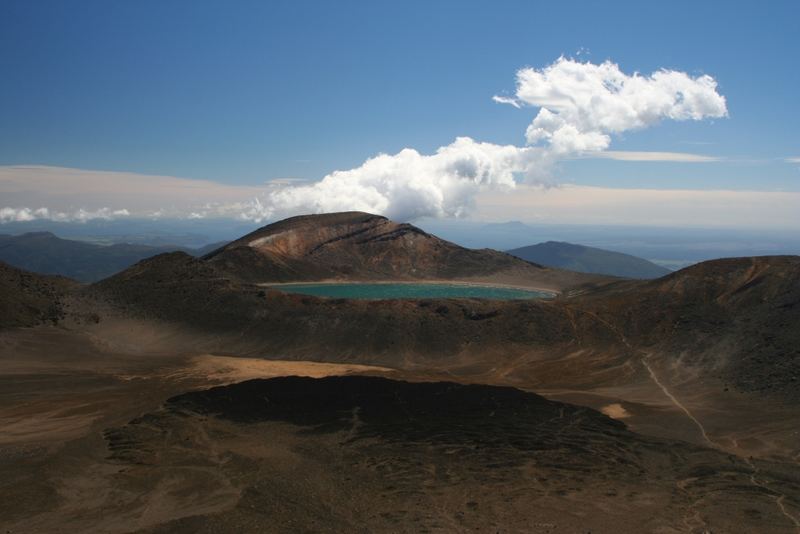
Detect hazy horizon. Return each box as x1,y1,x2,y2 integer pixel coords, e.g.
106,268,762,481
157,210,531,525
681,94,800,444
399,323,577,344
3,1,799,232
3,213,799,271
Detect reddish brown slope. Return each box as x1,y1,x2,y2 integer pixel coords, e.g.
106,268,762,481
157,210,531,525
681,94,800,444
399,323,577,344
204,211,604,290
572,256,800,397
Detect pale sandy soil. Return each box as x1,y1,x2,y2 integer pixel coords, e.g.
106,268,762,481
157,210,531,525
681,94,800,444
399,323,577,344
0,327,391,446
160,354,394,385
600,403,631,419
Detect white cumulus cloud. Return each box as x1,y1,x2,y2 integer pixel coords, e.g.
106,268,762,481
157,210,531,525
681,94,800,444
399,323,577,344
497,57,727,154
250,57,727,221
0,57,728,224
0,206,131,223
0,207,51,222
257,138,547,222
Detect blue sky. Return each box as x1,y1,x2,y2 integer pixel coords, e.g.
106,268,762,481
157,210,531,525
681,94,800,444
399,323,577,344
1,1,799,228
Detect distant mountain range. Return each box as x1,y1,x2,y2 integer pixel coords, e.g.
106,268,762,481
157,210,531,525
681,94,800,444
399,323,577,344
0,232,226,282
7,220,790,283
507,241,671,279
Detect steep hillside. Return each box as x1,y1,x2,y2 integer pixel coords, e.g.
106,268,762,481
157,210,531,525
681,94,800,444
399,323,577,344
0,261,77,329
575,255,800,396
507,241,671,279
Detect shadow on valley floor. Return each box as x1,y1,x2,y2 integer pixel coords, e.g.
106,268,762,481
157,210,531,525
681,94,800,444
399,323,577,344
66,377,800,532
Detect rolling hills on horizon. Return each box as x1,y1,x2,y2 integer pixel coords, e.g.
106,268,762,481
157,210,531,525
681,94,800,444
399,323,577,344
0,231,226,282
0,216,622,286
507,240,672,279
6,215,794,285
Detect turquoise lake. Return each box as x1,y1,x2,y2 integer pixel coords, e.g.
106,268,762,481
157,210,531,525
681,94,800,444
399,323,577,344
270,283,552,300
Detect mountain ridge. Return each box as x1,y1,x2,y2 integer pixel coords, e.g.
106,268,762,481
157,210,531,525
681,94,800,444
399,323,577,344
202,211,604,290
0,231,225,282
507,240,671,279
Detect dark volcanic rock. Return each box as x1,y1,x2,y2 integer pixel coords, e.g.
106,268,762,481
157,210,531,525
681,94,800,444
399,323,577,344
0,261,77,329
167,375,624,447
100,376,800,533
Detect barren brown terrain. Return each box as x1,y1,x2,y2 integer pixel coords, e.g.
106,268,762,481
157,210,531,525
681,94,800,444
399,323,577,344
1,213,799,533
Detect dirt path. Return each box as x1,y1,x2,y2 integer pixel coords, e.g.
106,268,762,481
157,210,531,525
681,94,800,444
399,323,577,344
642,352,800,532
641,354,713,447
744,456,800,531
560,309,800,533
